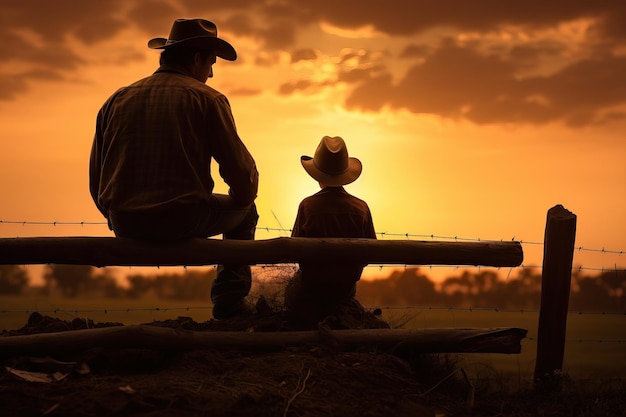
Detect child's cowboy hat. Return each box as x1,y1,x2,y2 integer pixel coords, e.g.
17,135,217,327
301,136,362,186
148,18,237,61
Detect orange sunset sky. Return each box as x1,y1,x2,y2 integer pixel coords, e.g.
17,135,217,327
0,1,624,282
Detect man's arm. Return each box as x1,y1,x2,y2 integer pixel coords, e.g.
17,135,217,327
210,95,259,206
89,109,107,217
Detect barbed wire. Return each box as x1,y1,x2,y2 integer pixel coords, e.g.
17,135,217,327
0,220,107,226
2,220,625,274
1,219,624,257
361,264,626,274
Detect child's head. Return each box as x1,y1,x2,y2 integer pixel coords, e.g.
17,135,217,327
301,136,362,187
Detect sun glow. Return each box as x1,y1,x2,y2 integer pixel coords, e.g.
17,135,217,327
0,3,623,295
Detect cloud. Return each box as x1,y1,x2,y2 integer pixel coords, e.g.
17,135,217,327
399,44,432,59
1,0,127,43
272,2,626,126
277,47,386,95
0,0,624,127
344,40,626,126
279,79,316,95
507,42,565,68
291,49,318,63
228,87,263,97
0,0,127,98
230,0,621,45
127,1,184,38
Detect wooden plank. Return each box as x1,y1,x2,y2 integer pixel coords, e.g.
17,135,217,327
0,326,527,356
0,237,523,268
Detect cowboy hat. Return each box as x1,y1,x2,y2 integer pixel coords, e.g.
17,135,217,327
301,136,362,186
148,18,237,61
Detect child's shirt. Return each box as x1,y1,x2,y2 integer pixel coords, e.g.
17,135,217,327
292,186,376,288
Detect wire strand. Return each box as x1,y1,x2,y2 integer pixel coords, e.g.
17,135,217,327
1,219,624,257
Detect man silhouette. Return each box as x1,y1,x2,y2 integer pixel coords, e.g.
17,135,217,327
90,19,258,319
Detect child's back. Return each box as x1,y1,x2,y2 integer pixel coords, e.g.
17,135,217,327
287,136,376,326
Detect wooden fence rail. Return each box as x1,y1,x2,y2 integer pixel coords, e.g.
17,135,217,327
0,236,523,268
0,235,526,358
0,325,528,356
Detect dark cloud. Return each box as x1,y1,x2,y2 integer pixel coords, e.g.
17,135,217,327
263,1,625,126
127,0,183,39
223,13,257,37
0,77,28,100
0,30,83,70
182,0,256,15
279,79,316,95
338,68,378,84
176,1,626,61
279,48,386,94
262,22,297,49
0,0,624,127
292,1,625,40
1,0,127,43
1,69,68,100
228,87,263,97
0,0,126,99
336,50,387,83
254,54,278,67
399,44,432,59
595,110,626,125
344,41,626,126
291,49,318,63
507,42,565,67
588,5,626,42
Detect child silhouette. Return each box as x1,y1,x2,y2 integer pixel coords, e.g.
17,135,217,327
286,136,377,327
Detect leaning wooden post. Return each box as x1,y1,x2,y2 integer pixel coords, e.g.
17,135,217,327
534,204,577,390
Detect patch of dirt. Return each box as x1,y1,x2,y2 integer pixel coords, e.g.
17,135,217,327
4,307,623,417
1,305,438,417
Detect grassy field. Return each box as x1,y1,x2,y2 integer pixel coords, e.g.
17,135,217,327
385,307,626,383
0,295,216,330
2,295,624,383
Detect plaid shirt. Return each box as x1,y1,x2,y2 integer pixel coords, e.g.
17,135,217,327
90,65,258,217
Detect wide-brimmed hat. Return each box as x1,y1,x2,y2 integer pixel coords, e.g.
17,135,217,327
148,18,237,61
301,136,362,186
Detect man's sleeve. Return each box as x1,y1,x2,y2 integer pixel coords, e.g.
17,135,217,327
89,108,106,217
209,95,259,206
364,207,377,240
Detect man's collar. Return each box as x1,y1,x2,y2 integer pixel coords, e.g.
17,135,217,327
154,64,193,78
319,186,346,193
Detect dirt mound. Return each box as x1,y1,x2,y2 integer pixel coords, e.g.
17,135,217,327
1,306,438,417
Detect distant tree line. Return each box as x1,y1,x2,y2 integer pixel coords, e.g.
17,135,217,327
356,268,625,312
0,264,624,312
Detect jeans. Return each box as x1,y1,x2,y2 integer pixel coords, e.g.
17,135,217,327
109,194,258,314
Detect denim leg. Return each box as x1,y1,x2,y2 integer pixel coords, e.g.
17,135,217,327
222,200,258,241
198,195,258,318
210,264,253,318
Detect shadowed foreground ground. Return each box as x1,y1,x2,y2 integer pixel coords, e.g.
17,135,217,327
1,310,624,417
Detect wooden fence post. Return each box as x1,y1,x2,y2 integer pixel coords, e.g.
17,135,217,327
534,204,577,390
